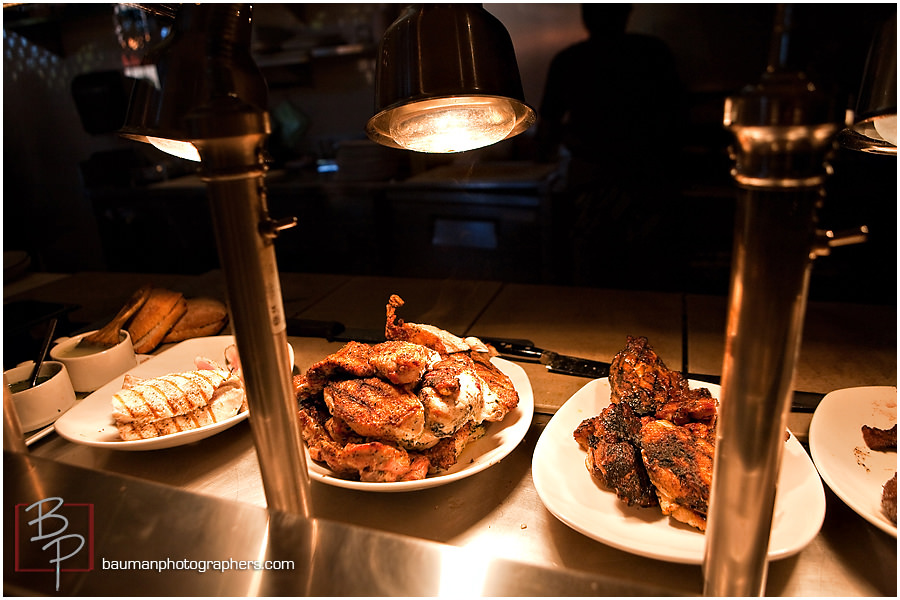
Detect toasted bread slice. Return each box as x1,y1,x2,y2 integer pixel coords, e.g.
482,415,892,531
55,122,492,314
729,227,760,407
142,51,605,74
128,288,188,353
162,297,229,343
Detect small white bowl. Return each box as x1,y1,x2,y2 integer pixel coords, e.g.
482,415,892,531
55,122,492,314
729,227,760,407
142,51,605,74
5,361,77,431
50,329,137,393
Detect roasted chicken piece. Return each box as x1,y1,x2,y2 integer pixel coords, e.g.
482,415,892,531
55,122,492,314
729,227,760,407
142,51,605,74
418,420,487,471
305,341,375,394
324,377,426,448
297,402,429,482
293,295,520,482
862,423,897,451
640,419,714,531
471,351,520,422
609,336,717,426
370,340,441,385
385,294,485,356
419,353,485,441
304,339,439,392
574,402,657,507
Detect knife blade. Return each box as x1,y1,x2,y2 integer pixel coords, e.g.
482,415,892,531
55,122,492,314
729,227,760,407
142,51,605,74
481,337,611,377
481,337,824,413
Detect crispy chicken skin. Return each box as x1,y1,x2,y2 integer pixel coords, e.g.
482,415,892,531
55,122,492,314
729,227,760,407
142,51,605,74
576,336,720,530
370,340,441,384
297,402,429,482
324,377,426,447
609,335,717,426
640,419,714,530
385,294,473,355
305,341,375,394
574,403,657,507
294,295,520,482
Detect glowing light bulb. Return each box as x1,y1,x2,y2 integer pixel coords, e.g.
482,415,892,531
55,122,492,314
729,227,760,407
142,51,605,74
148,136,201,161
389,97,517,153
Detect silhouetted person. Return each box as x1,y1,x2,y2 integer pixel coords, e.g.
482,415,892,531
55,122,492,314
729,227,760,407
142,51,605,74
537,4,685,289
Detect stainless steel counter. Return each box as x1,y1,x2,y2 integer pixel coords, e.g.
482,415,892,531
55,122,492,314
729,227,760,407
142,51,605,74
5,271,897,596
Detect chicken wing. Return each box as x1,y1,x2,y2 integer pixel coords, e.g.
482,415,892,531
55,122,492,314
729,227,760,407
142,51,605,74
384,294,472,355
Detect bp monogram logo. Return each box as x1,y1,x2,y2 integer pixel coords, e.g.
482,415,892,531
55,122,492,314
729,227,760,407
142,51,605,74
14,497,94,591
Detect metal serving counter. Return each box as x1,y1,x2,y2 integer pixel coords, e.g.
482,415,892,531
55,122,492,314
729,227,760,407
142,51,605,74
4,271,897,595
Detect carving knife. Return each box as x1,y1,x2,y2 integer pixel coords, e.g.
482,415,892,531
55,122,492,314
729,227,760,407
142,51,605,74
481,337,824,413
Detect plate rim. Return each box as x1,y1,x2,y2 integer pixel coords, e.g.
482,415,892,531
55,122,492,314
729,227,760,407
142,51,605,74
304,356,534,492
532,377,826,564
808,385,897,537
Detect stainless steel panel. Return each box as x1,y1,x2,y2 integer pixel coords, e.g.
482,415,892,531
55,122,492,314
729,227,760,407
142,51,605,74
3,451,672,597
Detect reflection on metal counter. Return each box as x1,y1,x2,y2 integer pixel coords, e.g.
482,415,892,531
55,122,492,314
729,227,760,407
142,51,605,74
3,451,674,597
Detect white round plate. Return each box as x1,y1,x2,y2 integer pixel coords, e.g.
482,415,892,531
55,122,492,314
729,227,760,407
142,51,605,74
809,386,897,537
305,357,534,492
532,378,826,564
55,336,253,451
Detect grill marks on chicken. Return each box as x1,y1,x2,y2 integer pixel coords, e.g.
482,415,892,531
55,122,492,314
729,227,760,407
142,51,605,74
575,336,719,530
324,378,426,447
295,295,519,482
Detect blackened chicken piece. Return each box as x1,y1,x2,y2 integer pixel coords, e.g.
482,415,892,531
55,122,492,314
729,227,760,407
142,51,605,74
609,336,680,415
882,473,897,523
862,424,897,451
640,419,714,531
609,336,717,426
655,386,718,427
574,403,658,507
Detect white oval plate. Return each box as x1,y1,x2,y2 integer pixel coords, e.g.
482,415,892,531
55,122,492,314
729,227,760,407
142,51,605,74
305,357,534,492
532,378,826,564
55,336,257,451
809,386,897,537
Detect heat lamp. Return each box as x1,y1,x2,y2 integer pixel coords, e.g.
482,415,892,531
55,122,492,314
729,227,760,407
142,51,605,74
366,4,535,154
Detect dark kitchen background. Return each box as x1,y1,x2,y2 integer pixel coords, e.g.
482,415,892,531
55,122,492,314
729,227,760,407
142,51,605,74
3,3,896,305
